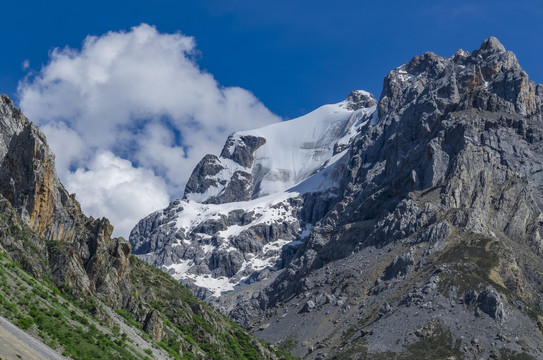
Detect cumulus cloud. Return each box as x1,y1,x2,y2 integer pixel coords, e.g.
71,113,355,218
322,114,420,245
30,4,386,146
18,24,281,238
65,152,170,237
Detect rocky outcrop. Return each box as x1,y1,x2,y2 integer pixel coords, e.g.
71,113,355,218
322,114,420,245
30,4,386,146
0,94,132,307
341,90,378,110
466,286,508,323
0,95,77,241
220,135,267,168
183,135,266,205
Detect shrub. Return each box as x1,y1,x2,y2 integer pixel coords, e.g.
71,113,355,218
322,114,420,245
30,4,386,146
16,316,34,330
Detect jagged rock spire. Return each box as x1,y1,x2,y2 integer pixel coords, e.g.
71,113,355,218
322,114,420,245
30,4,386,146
479,36,506,53
378,36,542,120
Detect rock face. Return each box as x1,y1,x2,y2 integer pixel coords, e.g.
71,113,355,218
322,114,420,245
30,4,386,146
241,37,543,358
183,134,267,205
0,94,132,307
134,37,543,359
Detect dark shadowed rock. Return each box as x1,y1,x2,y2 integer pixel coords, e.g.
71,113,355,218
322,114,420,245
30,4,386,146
475,286,507,322
143,309,163,342
220,135,267,168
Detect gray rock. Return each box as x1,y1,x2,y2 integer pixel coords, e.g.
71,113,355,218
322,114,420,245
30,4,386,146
183,135,265,205
380,302,391,315
464,290,479,306
143,309,163,342
183,154,227,202
342,90,377,110
302,300,316,313
414,318,443,338
475,286,507,322
384,249,414,280
220,135,267,168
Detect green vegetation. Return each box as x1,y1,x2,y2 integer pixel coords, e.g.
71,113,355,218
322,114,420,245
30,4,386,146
333,328,462,360
115,309,143,330
275,336,299,360
436,234,502,298
158,337,183,359
0,206,152,360
499,348,537,360
0,254,149,359
129,255,297,359
399,329,462,360
278,335,298,353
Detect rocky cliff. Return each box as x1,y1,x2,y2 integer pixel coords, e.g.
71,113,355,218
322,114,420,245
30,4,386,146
133,37,543,359
0,94,290,359
0,94,131,306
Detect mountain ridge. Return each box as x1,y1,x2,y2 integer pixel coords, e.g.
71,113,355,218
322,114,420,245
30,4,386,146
132,36,543,359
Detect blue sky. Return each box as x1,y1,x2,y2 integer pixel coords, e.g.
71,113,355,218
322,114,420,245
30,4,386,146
3,0,543,117
2,0,542,237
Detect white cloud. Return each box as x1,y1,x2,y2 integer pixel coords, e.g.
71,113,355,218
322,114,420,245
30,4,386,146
38,122,89,179
17,24,281,238
65,151,170,238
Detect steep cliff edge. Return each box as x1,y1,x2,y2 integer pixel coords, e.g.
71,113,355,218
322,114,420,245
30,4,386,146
0,93,132,307
0,94,290,359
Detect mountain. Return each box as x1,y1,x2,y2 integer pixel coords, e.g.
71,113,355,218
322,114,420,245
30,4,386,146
131,37,543,359
0,94,293,359
130,90,377,299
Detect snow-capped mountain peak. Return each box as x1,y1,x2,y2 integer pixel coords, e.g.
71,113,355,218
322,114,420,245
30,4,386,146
183,91,377,204
130,91,377,298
